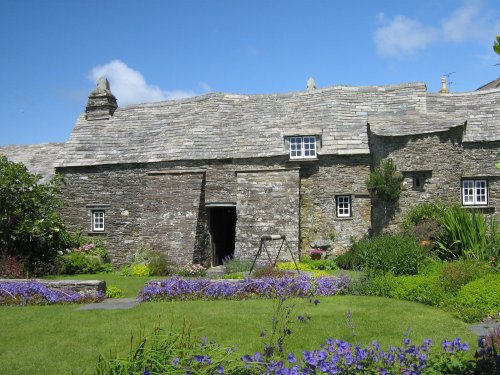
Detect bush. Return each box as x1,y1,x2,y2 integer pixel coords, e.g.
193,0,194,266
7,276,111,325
276,262,313,271
455,274,500,322
222,257,253,274
222,272,244,280
350,233,426,276
366,158,404,202
0,255,25,278
0,156,68,274
365,273,451,307
105,285,124,298
122,247,171,277
178,263,206,277
439,259,492,295
59,253,106,275
252,264,290,278
121,264,152,277
334,248,364,271
300,258,338,271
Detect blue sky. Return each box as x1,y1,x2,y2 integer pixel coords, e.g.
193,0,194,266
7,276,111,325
0,0,499,146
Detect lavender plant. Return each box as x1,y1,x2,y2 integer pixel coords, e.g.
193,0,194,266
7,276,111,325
0,280,104,305
138,274,350,302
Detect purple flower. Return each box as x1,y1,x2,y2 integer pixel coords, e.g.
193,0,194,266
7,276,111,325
288,353,297,363
216,365,224,374
171,357,179,366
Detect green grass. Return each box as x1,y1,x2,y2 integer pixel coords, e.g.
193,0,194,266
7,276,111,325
0,295,476,374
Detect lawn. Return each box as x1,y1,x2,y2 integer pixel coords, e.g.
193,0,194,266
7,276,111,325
0,288,476,374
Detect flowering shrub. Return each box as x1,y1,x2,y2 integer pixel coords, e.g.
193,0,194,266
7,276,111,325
58,241,112,275
244,337,473,374
0,281,104,305
138,274,350,302
179,263,207,277
97,326,476,375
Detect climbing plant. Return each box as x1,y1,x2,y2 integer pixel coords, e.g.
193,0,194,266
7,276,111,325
366,158,404,202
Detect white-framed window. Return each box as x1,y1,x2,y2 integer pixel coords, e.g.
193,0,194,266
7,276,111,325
92,210,105,232
289,136,317,159
462,179,488,206
336,195,351,218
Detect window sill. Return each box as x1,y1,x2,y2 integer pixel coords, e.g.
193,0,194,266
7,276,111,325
461,206,495,214
335,217,353,221
287,158,319,163
87,231,107,236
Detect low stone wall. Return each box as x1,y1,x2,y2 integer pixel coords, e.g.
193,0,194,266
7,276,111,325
0,279,106,298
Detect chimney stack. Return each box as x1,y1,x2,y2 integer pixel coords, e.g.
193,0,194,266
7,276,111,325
439,76,449,94
85,77,118,120
307,77,316,92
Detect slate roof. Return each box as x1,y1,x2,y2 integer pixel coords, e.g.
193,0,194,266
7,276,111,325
426,89,500,142
58,82,429,167
368,111,464,137
0,143,64,182
2,81,499,176
476,77,500,91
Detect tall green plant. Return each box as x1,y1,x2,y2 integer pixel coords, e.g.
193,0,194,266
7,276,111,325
366,159,403,202
436,206,499,261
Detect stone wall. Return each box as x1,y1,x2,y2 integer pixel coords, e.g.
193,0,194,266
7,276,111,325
235,168,300,262
299,155,372,254
369,128,499,232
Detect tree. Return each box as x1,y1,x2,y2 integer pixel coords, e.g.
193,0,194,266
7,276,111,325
0,156,68,272
494,35,500,55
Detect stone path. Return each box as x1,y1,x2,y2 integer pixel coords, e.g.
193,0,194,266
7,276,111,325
468,319,500,337
78,298,138,310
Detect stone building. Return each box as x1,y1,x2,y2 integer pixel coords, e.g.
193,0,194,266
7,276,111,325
1,78,499,266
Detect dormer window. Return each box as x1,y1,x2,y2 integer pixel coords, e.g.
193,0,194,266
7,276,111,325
289,136,317,159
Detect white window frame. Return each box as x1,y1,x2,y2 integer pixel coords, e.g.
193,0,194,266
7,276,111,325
336,195,351,218
92,210,105,232
462,179,488,206
289,136,317,159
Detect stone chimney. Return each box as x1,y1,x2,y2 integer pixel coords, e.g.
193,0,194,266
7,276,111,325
85,77,118,120
438,76,449,94
307,77,316,92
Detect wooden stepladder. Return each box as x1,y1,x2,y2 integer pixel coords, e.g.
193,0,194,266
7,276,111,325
248,234,300,275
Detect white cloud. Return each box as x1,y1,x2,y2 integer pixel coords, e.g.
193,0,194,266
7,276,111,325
89,60,202,106
374,1,499,58
374,15,438,58
441,1,497,42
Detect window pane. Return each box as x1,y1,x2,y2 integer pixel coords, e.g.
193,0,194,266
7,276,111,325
290,137,302,158
462,180,474,205
475,180,487,204
92,211,105,231
337,195,351,217
303,136,316,158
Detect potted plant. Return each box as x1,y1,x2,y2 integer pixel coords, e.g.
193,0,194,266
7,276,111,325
309,248,323,260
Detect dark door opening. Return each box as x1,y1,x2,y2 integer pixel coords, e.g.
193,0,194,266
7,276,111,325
208,206,236,266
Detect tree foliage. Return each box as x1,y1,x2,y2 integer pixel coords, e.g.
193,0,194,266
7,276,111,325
0,156,68,272
494,35,500,55
366,158,404,202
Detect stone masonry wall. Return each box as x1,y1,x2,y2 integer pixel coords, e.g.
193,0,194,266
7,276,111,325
142,171,207,265
369,128,499,232
299,156,372,254
235,169,300,262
